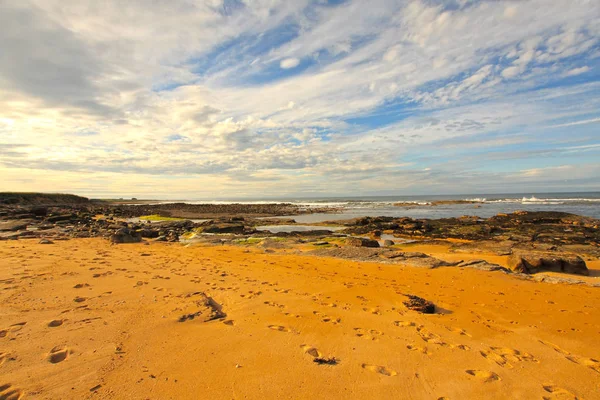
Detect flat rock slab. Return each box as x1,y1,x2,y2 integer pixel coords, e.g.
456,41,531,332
0,220,34,232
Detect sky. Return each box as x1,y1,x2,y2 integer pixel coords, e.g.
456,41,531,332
0,0,599,199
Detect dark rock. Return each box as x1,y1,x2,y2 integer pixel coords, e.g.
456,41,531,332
313,357,338,365
383,239,395,246
13,213,35,219
457,260,511,272
39,239,54,244
346,237,380,248
0,220,32,232
507,252,589,276
290,230,334,236
17,231,37,237
139,229,160,238
37,224,56,230
384,251,428,259
403,294,436,314
46,214,74,223
30,207,48,217
178,312,202,322
202,224,246,234
110,228,142,244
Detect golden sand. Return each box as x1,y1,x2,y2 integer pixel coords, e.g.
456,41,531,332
1,239,599,399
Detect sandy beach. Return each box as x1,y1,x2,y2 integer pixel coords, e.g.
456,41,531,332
1,238,599,399
3,0,600,398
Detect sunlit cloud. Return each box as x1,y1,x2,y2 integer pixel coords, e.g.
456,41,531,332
0,0,598,198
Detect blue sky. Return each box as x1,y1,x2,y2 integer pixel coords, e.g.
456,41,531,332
0,0,599,198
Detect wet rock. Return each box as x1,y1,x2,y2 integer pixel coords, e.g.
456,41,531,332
337,211,599,246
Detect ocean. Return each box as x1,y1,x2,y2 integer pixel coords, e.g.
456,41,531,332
176,192,600,222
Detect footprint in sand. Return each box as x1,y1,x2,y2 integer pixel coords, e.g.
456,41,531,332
407,344,431,355
268,325,291,333
565,354,600,374
481,346,538,368
300,345,322,358
394,321,416,328
480,349,512,368
313,311,341,325
73,283,90,289
264,301,285,309
321,316,341,325
492,346,537,363
0,352,11,366
48,346,70,364
539,340,600,374
445,326,472,337
416,326,447,347
361,364,397,376
465,370,500,383
0,383,24,400
354,328,383,341
542,384,579,400
48,319,64,328
450,344,471,352
0,323,27,339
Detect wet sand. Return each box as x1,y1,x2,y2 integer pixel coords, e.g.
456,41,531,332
1,239,599,399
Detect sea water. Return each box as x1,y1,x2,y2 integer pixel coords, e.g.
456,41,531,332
178,192,600,222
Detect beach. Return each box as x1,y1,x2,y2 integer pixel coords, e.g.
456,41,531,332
3,0,599,398
1,238,599,399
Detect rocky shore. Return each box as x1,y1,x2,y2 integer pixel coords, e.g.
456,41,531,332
1,196,599,400
1,193,598,282
0,194,332,243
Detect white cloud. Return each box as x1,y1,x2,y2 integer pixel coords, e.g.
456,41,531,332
548,117,600,128
280,58,300,69
504,6,518,19
501,66,521,79
0,0,598,197
563,66,590,76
